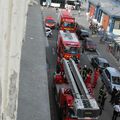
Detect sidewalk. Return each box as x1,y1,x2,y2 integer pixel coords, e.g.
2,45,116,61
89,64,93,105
17,1,51,120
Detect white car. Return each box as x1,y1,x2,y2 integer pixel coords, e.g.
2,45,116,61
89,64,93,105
101,67,120,93
45,27,52,37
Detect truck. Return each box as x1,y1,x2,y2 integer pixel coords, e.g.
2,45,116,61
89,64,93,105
65,0,81,10
58,10,76,32
53,58,100,120
57,30,80,60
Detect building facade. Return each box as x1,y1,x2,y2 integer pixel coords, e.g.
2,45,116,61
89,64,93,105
88,0,120,35
0,0,30,120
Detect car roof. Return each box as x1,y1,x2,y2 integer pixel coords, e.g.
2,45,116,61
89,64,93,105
86,38,94,42
45,16,55,20
98,57,109,63
106,67,120,77
85,38,96,44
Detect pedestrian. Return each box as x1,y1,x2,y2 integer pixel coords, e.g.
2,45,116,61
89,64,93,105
114,90,120,104
85,71,92,85
100,90,107,110
87,67,93,74
110,87,118,104
98,84,105,103
82,65,88,80
92,67,100,88
56,7,58,13
98,26,105,42
112,103,120,120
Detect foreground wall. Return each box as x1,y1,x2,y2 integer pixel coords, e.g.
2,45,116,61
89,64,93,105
0,0,30,119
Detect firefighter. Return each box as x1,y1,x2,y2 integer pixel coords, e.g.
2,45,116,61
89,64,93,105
100,90,107,110
85,71,92,85
82,65,88,80
92,67,100,88
98,84,105,103
109,87,118,104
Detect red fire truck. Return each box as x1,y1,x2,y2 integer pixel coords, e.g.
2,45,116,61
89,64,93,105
57,30,80,60
58,10,76,32
53,58,100,120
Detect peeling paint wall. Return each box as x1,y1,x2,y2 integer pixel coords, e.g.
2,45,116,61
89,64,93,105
0,0,30,120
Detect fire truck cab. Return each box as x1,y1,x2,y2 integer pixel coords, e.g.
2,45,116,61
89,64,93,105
58,10,76,32
57,30,80,60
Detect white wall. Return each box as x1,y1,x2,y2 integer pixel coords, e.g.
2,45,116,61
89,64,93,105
0,0,30,120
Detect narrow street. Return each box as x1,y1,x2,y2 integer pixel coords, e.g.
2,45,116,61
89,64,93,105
42,4,120,120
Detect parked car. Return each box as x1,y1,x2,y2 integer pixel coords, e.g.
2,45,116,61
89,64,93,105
45,16,56,28
101,67,120,93
76,23,89,40
91,57,110,72
82,38,97,51
45,27,52,37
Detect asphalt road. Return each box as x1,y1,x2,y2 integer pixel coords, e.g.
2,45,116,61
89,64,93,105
43,6,120,120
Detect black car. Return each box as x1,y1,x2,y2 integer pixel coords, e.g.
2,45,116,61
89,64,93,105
91,57,110,71
82,38,97,51
76,24,89,40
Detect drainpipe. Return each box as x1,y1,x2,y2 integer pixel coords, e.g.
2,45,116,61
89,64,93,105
95,5,100,19
109,17,115,33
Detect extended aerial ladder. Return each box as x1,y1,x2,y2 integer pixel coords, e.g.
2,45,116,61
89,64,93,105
54,58,100,120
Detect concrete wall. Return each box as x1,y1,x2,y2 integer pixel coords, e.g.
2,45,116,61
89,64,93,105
0,0,30,119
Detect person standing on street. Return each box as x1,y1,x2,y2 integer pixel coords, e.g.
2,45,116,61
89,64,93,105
98,84,105,103
98,26,105,42
112,103,120,120
100,90,107,110
85,71,92,85
92,67,100,88
82,65,88,80
110,87,118,104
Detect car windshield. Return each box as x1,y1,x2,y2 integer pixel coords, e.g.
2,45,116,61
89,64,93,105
64,47,80,54
46,19,55,24
112,76,120,85
99,62,109,67
87,41,96,45
67,1,75,5
63,22,75,28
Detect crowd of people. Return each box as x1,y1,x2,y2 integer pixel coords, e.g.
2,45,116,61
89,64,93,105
80,64,120,119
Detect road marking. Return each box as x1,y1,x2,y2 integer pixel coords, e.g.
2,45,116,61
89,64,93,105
52,48,56,55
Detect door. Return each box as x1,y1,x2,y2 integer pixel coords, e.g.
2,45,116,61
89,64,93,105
102,15,109,31
89,5,95,17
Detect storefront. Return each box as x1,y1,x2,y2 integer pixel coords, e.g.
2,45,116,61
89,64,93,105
113,18,120,35
88,0,100,18
88,0,120,34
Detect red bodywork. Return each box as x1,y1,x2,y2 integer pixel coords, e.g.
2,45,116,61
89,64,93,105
59,10,76,32
45,16,56,28
57,30,80,60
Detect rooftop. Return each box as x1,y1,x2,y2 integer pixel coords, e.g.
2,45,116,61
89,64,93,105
89,0,120,17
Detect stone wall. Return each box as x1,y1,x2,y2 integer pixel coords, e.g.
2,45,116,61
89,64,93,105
0,0,30,120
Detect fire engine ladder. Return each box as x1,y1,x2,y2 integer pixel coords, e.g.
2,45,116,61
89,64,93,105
62,58,91,108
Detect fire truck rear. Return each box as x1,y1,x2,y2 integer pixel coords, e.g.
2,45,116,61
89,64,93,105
57,30,80,60
53,58,100,120
58,10,76,32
